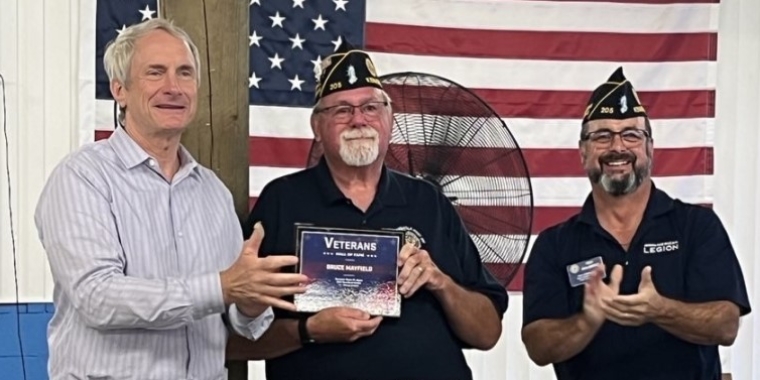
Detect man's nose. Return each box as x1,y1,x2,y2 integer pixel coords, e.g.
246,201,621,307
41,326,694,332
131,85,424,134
609,134,627,152
349,106,368,126
162,74,181,93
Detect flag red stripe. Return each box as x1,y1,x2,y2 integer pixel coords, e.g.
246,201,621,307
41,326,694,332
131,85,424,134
367,24,717,62
95,130,110,141
503,264,525,292
249,136,713,177
380,85,715,119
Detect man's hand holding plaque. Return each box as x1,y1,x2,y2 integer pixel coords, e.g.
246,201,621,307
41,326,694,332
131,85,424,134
221,223,310,317
303,307,384,343
397,243,451,298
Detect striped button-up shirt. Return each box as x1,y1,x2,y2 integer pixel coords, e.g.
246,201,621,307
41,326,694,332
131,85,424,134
34,127,273,380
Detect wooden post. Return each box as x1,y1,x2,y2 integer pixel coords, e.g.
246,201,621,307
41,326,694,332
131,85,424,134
157,1,250,379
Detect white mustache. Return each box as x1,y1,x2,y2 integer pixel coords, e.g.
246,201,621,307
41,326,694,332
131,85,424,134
341,128,378,140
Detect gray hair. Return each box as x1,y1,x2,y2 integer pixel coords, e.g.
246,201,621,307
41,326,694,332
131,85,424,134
103,18,201,125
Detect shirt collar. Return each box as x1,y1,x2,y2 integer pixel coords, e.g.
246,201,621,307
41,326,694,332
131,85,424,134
577,181,674,226
108,126,199,174
313,156,407,207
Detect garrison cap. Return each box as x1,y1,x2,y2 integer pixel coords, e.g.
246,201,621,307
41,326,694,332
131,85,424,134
582,67,647,123
314,38,383,103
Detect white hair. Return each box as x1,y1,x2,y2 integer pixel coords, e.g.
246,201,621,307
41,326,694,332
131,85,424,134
103,18,201,124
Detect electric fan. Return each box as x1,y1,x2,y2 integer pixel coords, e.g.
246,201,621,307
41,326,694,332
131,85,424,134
307,72,534,289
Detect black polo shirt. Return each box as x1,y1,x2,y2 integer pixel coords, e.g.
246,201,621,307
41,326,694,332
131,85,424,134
522,183,751,380
243,157,508,380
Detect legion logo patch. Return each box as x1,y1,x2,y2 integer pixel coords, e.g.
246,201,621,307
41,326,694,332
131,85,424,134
643,240,680,254
394,226,426,249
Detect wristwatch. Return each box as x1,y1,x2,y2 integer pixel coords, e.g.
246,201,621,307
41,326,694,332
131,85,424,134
298,316,317,345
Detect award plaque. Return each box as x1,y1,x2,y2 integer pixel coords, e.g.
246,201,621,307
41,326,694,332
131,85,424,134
294,225,404,317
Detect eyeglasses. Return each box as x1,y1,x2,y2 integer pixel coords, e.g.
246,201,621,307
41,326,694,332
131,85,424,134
314,101,389,123
581,129,650,147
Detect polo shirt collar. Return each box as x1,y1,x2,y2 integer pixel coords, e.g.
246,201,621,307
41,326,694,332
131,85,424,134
577,181,674,226
314,156,407,207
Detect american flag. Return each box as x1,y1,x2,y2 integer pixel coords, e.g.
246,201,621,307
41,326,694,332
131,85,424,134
92,0,718,291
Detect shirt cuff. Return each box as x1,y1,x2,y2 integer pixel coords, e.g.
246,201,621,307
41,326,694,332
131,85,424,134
187,273,226,320
228,304,275,341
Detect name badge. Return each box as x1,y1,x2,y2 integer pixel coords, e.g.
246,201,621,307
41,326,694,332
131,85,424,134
566,256,605,287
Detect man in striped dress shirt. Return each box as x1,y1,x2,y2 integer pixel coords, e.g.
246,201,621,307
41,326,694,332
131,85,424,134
34,19,307,380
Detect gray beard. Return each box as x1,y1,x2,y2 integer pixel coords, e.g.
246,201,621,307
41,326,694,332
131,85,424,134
588,160,650,197
339,140,379,167
599,171,639,196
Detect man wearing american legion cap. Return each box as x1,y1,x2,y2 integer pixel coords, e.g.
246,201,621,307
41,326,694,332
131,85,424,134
238,39,508,379
521,67,751,380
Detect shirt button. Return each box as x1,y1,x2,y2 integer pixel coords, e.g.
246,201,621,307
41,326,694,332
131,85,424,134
361,220,367,225
178,231,183,237
148,159,156,167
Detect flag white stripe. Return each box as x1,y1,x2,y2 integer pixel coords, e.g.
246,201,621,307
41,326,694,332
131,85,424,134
249,166,714,206
367,0,719,34
93,101,714,149
95,99,118,130
439,175,713,206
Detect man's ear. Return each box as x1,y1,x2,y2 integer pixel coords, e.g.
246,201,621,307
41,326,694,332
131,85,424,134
110,80,127,108
310,114,321,142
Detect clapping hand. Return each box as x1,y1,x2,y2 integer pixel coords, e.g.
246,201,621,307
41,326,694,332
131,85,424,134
601,266,663,326
582,264,623,327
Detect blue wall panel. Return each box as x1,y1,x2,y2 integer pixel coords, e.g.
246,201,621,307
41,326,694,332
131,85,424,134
0,303,54,380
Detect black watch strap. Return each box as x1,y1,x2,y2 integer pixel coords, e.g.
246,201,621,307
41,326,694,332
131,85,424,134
298,316,316,345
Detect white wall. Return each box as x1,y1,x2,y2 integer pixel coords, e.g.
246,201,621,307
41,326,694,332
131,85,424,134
713,0,760,377
0,0,93,304
0,0,756,379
